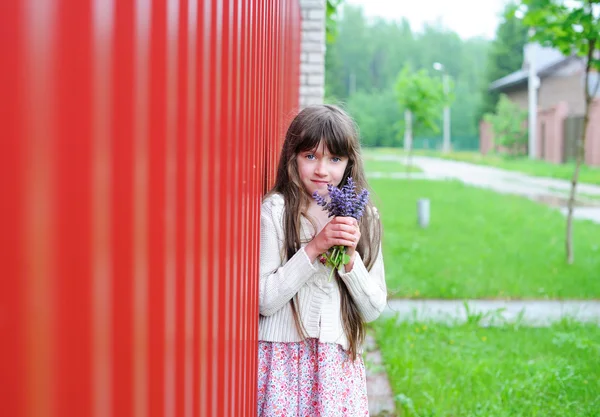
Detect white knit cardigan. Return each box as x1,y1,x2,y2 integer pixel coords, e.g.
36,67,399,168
258,193,387,351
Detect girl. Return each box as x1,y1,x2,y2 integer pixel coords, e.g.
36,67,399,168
258,104,387,416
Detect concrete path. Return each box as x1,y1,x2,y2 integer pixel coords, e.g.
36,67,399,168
367,154,600,223
383,299,600,326
365,332,396,417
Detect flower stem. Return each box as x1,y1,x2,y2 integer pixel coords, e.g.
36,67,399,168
327,245,347,281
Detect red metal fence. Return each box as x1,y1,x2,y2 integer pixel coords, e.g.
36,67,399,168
0,1,300,416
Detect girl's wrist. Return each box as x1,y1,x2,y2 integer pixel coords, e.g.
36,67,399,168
344,251,357,272
304,242,320,263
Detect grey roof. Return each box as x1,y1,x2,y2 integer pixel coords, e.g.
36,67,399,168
489,44,572,92
489,57,571,91
489,69,530,91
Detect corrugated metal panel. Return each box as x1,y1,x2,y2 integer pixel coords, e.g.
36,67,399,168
0,0,301,416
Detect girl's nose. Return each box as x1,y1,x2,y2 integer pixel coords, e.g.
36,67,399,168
314,161,327,176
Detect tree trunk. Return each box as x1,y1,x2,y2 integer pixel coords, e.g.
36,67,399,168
565,40,595,264
565,123,586,264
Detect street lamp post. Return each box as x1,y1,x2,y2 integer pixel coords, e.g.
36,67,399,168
433,62,451,153
526,35,539,160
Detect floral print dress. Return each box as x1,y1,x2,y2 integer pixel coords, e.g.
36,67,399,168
257,338,370,416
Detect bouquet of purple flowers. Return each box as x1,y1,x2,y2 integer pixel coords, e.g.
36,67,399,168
312,177,370,280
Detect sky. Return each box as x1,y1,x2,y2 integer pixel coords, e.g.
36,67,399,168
344,0,510,40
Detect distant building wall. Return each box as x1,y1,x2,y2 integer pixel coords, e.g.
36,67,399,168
539,73,586,116
504,88,529,110
480,99,600,166
537,101,569,163
586,99,600,166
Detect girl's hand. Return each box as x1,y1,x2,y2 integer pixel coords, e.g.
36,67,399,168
304,216,361,262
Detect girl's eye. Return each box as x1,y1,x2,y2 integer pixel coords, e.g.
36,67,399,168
306,154,316,160
331,157,342,163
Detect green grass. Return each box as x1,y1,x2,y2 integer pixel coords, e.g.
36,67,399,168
580,193,600,202
372,178,600,299
363,157,422,173
371,316,600,417
365,148,600,186
546,187,600,203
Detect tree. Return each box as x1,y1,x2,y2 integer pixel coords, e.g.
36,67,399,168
516,0,600,264
484,94,528,156
479,2,529,121
326,0,344,43
325,5,373,99
345,90,402,147
324,5,489,141
394,65,449,167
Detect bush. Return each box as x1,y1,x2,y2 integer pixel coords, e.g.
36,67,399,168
484,94,528,156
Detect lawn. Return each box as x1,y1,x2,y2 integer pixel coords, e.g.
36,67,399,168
371,316,600,417
371,178,600,299
365,148,600,186
546,187,600,203
363,157,422,174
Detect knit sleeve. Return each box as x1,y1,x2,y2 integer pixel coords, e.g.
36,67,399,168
337,208,387,322
259,194,318,317
337,247,386,322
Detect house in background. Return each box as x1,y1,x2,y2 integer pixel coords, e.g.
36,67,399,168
481,43,600,166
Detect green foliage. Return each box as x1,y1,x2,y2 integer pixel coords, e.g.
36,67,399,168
479,2,529,120
325,5,489,141
484,94,528,155
363,158,422,173
343,90,402,147
394,64,448,134
325,0,344,43
325,6,372,99
519,0,600,73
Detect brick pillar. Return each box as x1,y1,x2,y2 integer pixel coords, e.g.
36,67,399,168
299,0,325,108
537,101,568,163
586,98,600,166
479,120,494,154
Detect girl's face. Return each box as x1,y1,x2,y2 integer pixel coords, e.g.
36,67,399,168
296,141,348,197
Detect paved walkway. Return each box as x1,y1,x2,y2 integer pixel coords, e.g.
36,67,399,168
364,332,396,417
384,299,600,326
367,155,600,223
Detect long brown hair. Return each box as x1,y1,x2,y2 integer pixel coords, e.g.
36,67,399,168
265,104,382,360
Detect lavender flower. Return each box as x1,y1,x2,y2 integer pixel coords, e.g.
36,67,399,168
312,177,369,220
312,177,370,280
